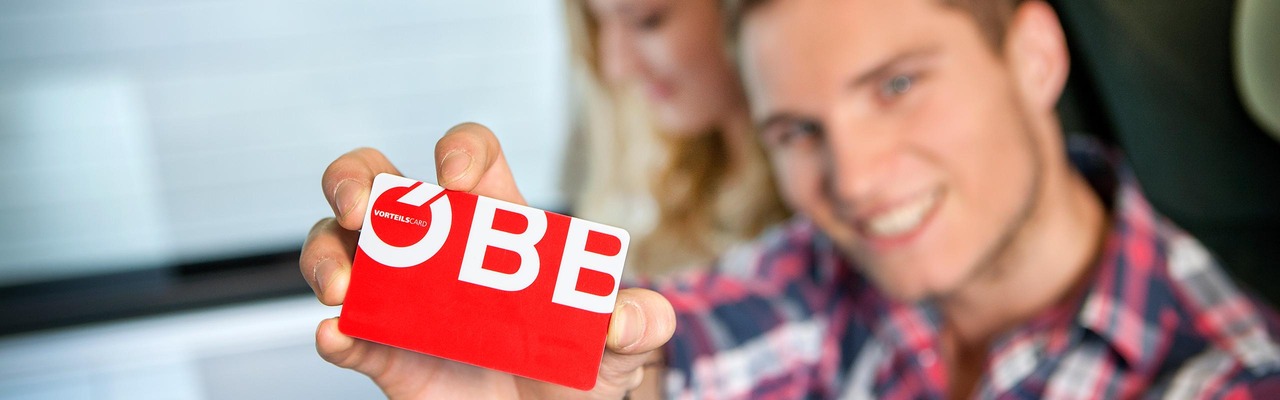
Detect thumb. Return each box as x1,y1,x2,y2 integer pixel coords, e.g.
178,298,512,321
434,122,527,205
595,288,676,393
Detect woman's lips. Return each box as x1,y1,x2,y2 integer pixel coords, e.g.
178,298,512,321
645,81,675,101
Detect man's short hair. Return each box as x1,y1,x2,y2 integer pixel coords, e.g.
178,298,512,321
722,0,1029,55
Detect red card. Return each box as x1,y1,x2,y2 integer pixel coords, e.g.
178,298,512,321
339,173,629,390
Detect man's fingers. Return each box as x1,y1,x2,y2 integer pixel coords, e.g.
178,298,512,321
324,124,524,231
316,318,394,379
606,288,676,355
596,288,676,392
434,122,527,205
322,147,402,230
300,218,359,306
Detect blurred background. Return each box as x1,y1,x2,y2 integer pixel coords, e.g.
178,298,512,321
1,0,1277,399
1,0,569,398
0,0,570,287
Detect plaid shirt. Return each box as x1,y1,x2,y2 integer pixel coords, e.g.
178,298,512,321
649,138,1280,399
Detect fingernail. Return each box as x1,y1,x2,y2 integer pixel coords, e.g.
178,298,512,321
333,179,361,219
314,258,338,295
438,149,473,186
609,301,644,351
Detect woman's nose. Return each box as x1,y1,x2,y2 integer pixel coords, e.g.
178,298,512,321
599,28,646,84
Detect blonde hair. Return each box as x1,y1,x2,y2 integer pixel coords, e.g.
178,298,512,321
562,0,789,277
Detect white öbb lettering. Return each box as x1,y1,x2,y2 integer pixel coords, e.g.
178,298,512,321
359,174,628,314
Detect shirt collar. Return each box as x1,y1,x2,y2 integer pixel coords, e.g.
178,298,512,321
1070,136,1280,373
1073,172,1179,370
1066,135,1180,370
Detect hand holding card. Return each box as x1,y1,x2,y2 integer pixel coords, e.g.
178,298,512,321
301,123,675,399
340,173,629,390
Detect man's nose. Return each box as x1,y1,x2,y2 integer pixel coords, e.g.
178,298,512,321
821,124,896,210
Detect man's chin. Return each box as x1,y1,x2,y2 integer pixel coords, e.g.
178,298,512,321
831,227,938,301
855,261,929,302
873,280,935,304
856,257,970,304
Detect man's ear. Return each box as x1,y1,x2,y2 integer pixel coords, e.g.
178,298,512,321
1004,1,1069,112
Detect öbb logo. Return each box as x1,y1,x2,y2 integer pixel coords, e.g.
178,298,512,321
358,173,629,314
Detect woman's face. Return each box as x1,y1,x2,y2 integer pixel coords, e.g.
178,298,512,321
588,0,745,135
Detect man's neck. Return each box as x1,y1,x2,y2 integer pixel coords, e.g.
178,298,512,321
939,160,1109,349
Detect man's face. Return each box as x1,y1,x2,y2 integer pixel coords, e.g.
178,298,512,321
741,0,1044,301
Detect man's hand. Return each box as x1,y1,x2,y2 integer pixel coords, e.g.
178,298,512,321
300,123,676,399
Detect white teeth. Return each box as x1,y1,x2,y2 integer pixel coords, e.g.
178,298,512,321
865,191,939,237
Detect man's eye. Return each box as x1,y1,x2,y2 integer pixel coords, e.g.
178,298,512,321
768,120,821,146
880,74,915,99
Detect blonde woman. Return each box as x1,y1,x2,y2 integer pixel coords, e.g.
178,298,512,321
563,0,788,277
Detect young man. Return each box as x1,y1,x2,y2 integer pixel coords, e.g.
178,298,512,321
300,0,1280,398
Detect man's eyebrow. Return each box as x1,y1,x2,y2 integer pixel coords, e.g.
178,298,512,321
753,47,940,134
846,45,941,90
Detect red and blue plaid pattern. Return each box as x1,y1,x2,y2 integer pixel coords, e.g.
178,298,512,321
647,139,1280,399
